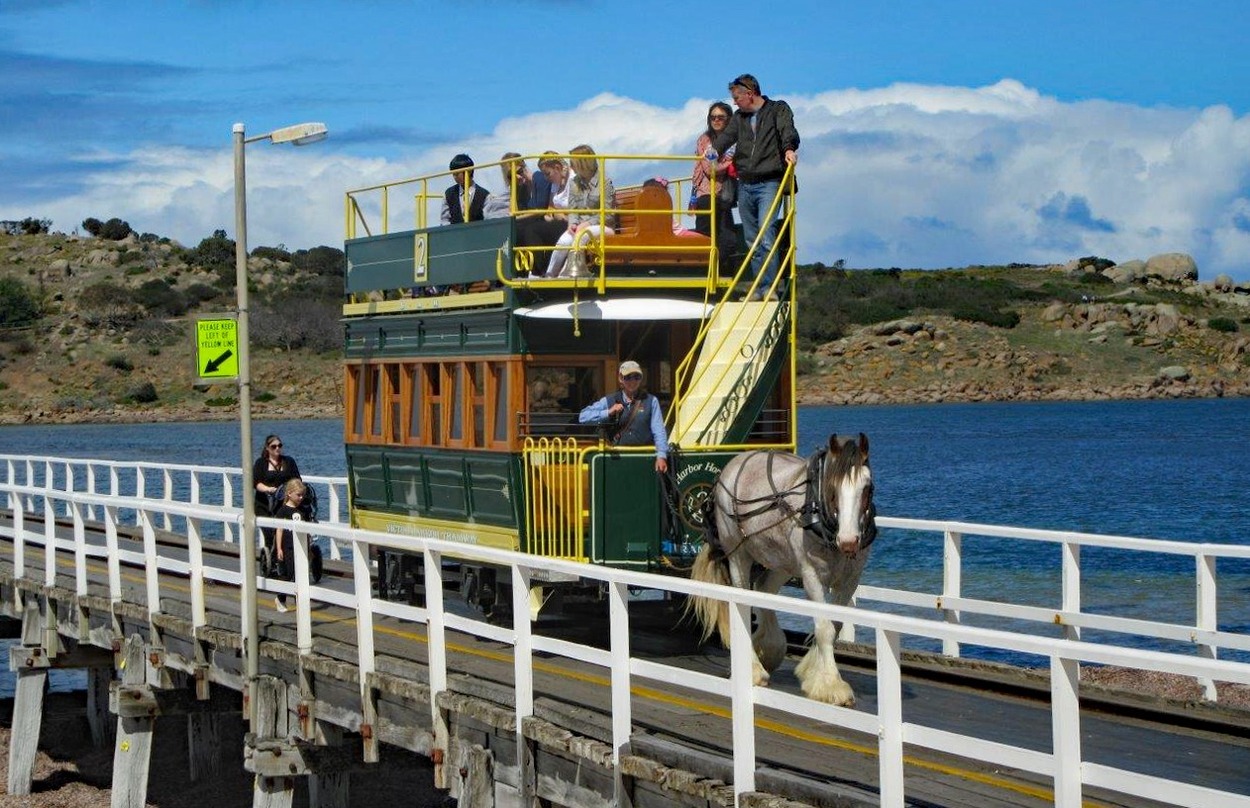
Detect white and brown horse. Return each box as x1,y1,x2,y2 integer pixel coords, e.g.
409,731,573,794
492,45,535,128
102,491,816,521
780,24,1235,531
688,433,876,705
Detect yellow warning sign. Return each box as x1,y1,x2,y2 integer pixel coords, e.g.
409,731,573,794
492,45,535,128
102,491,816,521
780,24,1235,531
196,318,239,379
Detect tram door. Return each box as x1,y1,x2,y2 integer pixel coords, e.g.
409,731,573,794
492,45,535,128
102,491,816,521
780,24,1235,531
586,452,665,568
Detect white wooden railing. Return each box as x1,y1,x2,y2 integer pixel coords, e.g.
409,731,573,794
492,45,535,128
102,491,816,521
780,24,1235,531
2,455,348,559
1,466,1249,807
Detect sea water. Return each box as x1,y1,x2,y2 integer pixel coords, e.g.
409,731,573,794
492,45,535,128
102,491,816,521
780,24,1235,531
1,398,1247,691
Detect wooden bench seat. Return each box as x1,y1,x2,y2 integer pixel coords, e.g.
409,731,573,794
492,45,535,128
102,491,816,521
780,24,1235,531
600,185,712,267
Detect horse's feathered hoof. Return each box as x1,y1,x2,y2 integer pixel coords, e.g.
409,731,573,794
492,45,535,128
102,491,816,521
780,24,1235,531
800,676,855,707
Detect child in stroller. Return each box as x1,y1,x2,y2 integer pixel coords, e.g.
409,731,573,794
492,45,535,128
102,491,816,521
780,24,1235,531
263,478,324,591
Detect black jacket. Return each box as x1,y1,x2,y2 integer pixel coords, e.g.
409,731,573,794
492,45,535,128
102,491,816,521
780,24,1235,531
711,97,800,184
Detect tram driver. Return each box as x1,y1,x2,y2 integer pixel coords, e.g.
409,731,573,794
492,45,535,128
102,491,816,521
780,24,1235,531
578,360,669,474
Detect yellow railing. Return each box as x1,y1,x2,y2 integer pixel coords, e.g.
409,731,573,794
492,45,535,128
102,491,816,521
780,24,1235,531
522,437,587,562
668,162,799,450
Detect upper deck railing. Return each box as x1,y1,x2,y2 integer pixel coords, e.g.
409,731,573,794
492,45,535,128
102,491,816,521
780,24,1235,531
2,461,1248,807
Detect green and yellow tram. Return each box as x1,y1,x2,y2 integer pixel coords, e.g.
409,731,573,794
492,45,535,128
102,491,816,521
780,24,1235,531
341,153,798,616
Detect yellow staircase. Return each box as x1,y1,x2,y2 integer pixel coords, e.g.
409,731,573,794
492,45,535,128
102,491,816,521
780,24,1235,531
671,301,780,448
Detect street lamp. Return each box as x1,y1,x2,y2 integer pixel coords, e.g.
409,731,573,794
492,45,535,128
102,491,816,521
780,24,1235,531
233,120,327,732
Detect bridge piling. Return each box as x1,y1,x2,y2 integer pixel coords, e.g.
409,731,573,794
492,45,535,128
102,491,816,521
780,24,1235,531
5,596,47,796
111,634,155,808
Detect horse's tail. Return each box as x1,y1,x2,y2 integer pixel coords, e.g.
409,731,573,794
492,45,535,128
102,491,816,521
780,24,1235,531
685,543,732,649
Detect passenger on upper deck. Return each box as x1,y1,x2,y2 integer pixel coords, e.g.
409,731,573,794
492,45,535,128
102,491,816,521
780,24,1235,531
515,152,571,258
544,145,618,278
483,152,532,219
579,360,668,473
692,102,738,240
706,74,799,300
440,153,490,225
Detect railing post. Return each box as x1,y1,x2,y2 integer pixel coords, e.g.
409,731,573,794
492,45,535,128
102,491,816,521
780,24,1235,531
43,491,56,588
104,504,122,603
140,509,160,619
424,548,450,788
1061,539,1081,644
187,516,207,630
942,529,962,658
71,500,88,598
352,538,378,763
85,463,97,521
222,472,235,543
512,565,536,806
876,627,905,808
294,522,312,656
728,599,756,800
1050,655,1083,806
1196,552,1218,700
609,580,633,804
327,483,342,559
161,468,173,531
134,467,146,527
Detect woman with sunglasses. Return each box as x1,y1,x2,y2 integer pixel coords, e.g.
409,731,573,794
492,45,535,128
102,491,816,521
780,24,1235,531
253,434,301,564
691,102,737,240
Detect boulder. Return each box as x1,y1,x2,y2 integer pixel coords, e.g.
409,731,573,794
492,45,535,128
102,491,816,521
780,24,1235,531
1157,365,1190,381
1213,273,1235,293
1144,253,1198,282
1103,259,1145,284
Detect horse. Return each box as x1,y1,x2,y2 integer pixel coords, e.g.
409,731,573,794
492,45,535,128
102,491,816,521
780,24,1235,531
687,433,877,706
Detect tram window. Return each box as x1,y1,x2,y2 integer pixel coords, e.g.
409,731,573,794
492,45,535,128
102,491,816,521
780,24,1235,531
525,365,601,436
405,364,422,443
351,365,367,438
427,364,442,443
386,365,401,443
470,362,485,448
450,363,465,442
492,362,509,444
369,365,384,438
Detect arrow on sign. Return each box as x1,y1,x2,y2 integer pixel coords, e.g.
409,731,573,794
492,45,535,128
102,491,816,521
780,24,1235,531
203,349,234,374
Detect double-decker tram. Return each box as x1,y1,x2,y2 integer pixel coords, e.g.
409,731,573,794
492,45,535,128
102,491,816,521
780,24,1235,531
342,153,797,617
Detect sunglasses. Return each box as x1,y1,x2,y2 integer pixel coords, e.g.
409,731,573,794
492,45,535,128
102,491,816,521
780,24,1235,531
268,442,282,449
622,373,643,381
709,114,729,121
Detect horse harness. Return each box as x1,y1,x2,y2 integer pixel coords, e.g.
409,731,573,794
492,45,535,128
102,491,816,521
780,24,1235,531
710,448,877,553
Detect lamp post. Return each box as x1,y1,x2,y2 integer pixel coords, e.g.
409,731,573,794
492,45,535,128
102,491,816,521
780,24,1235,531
233,121,327,732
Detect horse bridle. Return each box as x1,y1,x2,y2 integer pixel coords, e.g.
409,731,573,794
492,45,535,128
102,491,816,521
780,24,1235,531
713,448,878,552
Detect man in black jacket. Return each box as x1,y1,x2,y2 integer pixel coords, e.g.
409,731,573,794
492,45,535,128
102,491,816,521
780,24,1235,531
708,74,799,301
440,153,490,225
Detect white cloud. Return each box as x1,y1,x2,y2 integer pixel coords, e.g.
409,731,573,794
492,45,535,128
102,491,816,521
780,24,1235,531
15,80,1250,279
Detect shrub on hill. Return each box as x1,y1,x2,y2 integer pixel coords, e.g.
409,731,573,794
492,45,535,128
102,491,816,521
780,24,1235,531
188,229,236,286
0,276,41,327
78,281,141,329
1209,317,1239,333
794,265,1040,344
82,217,134,241
134,279,188,317
1,217,52,236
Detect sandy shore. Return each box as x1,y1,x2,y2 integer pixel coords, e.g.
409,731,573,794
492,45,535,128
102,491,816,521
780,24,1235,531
0,693,447,807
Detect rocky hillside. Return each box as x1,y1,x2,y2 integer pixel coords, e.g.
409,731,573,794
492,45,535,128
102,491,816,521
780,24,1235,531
0,231,343,424
1,231,1248,425
798,255,1250,405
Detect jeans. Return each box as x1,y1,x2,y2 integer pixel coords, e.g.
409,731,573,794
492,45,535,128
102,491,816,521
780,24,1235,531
737,179,783,291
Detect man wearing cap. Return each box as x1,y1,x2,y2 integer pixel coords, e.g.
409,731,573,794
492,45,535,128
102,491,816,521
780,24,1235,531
706,73,799,301
578,361,669,473
440,153,490,225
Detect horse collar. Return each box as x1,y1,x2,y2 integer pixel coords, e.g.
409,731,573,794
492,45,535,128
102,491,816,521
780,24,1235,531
800,448,841,546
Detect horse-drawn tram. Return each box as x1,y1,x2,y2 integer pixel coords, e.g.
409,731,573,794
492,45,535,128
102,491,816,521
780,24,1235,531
341,152,801,618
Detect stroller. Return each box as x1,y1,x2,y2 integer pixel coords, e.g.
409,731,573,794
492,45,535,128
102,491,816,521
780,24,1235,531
261,480,324,584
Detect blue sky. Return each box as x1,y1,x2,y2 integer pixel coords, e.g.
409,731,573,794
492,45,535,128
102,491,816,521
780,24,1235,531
3,0,1250,278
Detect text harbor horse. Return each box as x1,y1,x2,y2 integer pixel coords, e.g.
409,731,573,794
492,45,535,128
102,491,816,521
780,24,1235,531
689,433,877,706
